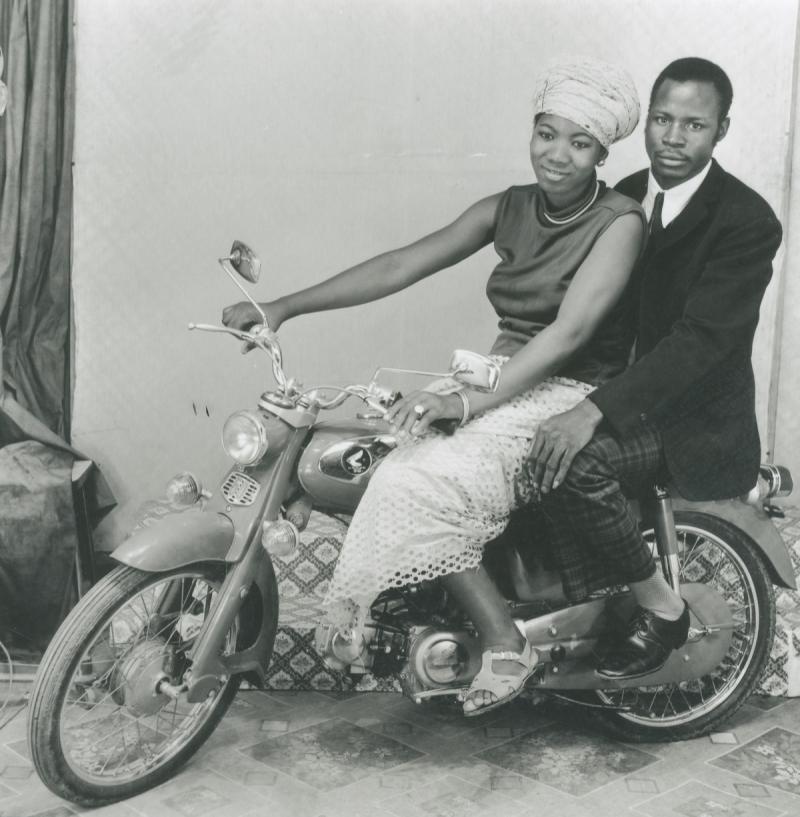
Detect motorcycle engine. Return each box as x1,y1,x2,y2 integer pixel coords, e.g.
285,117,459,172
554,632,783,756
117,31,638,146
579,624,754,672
317,582,482,699
400,626,482,696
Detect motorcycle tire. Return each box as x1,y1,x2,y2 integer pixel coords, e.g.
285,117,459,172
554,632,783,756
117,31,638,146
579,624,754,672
28,563,244,807
593,511,776,742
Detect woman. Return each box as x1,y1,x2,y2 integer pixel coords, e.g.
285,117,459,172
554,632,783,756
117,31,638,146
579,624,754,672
223,58,646,716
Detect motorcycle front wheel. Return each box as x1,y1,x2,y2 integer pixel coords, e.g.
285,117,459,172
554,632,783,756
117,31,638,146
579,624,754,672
28,564,241,807
594,511,776,742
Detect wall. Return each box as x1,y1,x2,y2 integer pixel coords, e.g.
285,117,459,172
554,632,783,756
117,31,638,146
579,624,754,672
71,0,799,548
773,16,800,481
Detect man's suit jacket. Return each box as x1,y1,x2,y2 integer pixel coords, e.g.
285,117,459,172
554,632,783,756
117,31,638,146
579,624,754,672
589,159,783,500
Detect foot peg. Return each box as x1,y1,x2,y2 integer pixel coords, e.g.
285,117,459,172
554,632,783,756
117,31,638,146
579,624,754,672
412,686,469,704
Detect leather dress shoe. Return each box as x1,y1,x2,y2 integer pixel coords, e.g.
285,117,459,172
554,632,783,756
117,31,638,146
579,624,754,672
597,602,690,680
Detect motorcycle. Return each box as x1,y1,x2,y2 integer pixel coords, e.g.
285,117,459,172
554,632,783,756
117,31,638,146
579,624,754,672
28,242,797,807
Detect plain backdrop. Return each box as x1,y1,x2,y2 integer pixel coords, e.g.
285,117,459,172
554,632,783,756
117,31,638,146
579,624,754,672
69,0,799,548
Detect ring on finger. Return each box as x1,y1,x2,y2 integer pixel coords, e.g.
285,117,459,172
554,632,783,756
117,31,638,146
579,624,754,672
413,404,426,417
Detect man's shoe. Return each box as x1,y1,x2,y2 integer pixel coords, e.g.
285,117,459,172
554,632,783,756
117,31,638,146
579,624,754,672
596,602,690,679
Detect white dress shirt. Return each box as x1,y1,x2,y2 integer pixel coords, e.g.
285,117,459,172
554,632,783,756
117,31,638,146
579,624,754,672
642,161,712,227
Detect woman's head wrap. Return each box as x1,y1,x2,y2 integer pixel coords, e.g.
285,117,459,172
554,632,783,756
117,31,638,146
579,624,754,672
533,57,640,149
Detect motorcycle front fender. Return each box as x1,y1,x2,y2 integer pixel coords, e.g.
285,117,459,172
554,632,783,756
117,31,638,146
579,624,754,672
111,509,234,572
671,497,796,590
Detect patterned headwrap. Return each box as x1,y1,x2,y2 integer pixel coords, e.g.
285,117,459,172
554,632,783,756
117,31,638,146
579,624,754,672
533,57,640,148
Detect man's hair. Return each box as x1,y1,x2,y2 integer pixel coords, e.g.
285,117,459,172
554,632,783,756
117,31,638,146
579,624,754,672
650,58,733,121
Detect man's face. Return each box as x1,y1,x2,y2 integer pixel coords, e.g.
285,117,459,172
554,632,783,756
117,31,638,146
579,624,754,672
645,79,729,189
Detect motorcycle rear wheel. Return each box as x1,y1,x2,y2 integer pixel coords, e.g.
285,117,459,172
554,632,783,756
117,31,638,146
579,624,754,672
594,511,776,742
28,564,241,807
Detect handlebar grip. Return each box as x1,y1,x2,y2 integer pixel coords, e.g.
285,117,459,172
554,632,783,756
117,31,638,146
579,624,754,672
431,418,459,436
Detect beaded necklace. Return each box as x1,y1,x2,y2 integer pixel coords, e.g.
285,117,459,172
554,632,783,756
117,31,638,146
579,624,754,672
541,179,601,225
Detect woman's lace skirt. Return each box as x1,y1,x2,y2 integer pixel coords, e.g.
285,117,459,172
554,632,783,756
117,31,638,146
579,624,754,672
320,376,594,631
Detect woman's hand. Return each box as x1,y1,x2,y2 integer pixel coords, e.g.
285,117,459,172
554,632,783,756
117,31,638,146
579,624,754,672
385,390,462,437
222,300,286,333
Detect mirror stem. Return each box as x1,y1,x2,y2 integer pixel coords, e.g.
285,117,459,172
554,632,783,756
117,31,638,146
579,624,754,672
219,258,270,328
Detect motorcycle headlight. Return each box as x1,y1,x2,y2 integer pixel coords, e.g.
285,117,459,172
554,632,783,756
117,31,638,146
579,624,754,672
222,410,269,465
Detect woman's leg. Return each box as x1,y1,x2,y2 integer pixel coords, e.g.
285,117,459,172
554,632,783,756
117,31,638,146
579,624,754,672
321,380,587,707
442,566,522,649
442,566,531,713
322,432,510,629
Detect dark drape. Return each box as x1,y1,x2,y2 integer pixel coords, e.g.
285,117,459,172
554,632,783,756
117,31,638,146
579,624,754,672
0,4,114,658
0,0,75,439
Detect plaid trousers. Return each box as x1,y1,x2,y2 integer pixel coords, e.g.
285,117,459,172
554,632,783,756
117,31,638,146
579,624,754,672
540,423,664,602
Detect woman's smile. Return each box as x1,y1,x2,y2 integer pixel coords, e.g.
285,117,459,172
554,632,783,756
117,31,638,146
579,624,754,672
530,114,605,208
540,166,572,182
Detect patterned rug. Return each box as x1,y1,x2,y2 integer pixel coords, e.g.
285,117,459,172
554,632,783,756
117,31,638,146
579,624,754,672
760,512,800,696
266,509,800,696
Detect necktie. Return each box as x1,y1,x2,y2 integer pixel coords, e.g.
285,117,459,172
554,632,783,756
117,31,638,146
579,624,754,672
649,191,665,239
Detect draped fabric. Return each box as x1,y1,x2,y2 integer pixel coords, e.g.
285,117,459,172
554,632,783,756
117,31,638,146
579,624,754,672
0,0,75,438
0,441,79,653
0,3,114,651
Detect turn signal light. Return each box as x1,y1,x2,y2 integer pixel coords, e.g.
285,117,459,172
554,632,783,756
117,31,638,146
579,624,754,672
261,519,299,559
745,464,794,504
166,472,203,506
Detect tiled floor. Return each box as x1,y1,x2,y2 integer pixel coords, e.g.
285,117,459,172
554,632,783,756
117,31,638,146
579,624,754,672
1,688,800,817
1,506,798,816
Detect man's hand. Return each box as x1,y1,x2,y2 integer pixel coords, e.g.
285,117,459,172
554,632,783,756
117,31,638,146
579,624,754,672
528,399,603,494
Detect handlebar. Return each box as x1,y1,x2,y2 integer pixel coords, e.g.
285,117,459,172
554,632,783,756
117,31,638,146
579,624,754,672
194,242,499,434
188,322,396,414
188,322,253,342
188,322,288,391
301,383,399,413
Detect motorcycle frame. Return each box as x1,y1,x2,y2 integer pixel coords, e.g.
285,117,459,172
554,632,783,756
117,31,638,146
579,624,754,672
111,411,795,703
112,417,312,702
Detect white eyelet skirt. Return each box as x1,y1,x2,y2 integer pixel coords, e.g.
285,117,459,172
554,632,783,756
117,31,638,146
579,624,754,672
320,374,594,632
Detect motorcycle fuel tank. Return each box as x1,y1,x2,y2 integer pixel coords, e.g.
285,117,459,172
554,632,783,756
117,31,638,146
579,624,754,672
298,418,397,513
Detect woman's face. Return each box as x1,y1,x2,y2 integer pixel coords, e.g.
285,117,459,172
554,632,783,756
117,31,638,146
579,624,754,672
530,114,606,206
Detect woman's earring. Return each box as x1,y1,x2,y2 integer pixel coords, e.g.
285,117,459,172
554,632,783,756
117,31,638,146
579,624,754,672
597,158,606,167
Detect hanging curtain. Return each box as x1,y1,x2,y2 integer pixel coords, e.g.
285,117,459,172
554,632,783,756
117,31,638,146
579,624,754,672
0,0,75,439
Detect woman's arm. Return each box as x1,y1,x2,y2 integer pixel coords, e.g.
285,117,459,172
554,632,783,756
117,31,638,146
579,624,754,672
391,212,644,434
222,193,501,331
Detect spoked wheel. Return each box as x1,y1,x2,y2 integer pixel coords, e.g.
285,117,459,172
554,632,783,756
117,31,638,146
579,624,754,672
28,564,241,806
595,511,776,742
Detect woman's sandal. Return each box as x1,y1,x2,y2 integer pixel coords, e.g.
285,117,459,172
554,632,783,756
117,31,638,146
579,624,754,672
462,638,539,717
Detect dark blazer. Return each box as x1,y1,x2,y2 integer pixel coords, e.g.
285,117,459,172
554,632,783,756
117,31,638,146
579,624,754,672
590,159,783,500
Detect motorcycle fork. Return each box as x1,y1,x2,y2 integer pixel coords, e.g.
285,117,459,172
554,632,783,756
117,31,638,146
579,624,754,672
180,427,309,703
652,485,681,593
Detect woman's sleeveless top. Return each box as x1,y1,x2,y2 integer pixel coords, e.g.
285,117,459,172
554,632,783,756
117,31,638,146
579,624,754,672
486,183,645,386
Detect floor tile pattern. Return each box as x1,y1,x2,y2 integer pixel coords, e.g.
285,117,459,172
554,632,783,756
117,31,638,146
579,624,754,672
1,691,800,817
637,780,783,817
241,717,424,789
476,722,659,795
710,727,800,797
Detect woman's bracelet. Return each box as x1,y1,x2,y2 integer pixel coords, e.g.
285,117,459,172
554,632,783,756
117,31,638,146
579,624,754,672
454,390,470,427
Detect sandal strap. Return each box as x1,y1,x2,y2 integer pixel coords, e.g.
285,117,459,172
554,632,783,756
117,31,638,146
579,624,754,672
462,636,538,715
472,640,537,688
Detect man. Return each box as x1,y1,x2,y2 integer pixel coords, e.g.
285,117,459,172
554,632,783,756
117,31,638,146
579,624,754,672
528,57,783,679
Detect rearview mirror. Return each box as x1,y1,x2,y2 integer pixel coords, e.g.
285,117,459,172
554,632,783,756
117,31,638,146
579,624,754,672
229,240,261,283
449,350,500,392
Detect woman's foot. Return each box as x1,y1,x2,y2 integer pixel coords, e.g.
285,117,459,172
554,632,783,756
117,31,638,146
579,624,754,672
462,637,538,717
